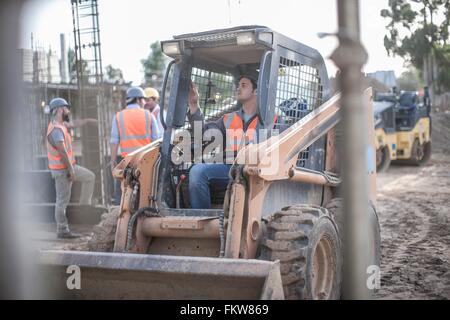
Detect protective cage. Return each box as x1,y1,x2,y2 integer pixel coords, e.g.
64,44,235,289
160,26,331,209
170,59,325,169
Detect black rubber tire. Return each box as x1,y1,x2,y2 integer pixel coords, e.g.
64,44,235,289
376,146,391,173
260,205,341,300
325,198,381,296
409,139,431,166
87,206,120,252
421,141,432,165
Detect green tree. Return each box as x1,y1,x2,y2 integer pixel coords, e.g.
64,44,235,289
396,67,424,91
436,44,450,89
141,41,167,86
68,48,77,83
67,48,90,84
381,0,450,94
105,64,125,84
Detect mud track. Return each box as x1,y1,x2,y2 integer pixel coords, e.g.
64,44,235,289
376,112,450,299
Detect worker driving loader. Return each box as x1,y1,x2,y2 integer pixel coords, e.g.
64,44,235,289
39,26,381,300
186,74,270,209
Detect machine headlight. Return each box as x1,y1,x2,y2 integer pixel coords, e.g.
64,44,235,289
237,32,255,45
258,32,273,45
162,41,181,56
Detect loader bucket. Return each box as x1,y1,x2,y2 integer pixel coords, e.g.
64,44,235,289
38,250,285,300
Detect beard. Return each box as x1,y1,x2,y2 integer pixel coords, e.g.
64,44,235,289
63,113,70,122
144,103,155,112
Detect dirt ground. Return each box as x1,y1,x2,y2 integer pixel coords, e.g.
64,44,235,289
376,111,450,299
31,223,92,251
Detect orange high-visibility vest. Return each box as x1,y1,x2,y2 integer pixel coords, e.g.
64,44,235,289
116,108,152,157
223,112,278,163
223,112,259,154
46,122,76,170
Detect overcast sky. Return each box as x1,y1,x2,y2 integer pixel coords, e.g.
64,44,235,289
19,0,407,85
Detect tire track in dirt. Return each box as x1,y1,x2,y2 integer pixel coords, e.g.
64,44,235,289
376,152,450,299
377,193,431,298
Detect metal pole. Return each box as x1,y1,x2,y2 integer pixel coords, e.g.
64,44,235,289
0,0,23,299
1,0,50,298
331,0,372,299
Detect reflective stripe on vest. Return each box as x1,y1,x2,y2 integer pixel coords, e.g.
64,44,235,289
46,122,76,170
116,108,152,157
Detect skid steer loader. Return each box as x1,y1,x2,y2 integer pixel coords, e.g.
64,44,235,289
39,26,380,300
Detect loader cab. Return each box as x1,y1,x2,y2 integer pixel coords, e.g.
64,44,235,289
158,26,331,210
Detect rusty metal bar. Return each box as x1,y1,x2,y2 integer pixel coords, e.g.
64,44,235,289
331,0,372,299
1,0,29,299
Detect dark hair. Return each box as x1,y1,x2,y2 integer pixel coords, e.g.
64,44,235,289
126,97,144,105
126,98,137,105
239,75,257,91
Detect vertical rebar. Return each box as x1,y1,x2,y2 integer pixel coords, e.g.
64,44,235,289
71,0,107,205
331,0,373,299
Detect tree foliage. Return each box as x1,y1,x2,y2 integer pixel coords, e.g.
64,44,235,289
104,64,125,84
381,0,450,91
67,48,90,84
436,44,450,88
67,48,77,83
396,67,424,90
141,41,167,86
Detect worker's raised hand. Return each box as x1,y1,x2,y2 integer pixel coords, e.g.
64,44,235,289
188,81,199,114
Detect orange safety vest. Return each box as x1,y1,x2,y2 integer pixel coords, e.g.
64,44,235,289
46,122,76,170
223,112,278,163
116,108,152,157
223,112,259,154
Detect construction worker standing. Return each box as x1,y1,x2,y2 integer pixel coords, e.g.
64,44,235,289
110,87,162,205
144,87,164,133
46,97,97,239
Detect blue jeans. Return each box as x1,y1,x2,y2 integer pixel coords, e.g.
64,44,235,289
189,164,231,209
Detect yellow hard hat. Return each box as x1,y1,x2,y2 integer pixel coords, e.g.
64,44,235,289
144,87,160,99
